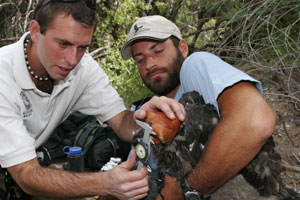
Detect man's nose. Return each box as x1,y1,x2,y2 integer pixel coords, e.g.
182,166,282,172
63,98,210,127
65,47,78,67
145,56,156,70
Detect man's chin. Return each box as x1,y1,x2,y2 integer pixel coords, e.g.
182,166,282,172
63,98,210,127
51,74,65,81
145,79,168,94
150,87,168,96
148,82,178,96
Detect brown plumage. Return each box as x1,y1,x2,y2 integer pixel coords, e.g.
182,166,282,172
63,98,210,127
152,91,219,180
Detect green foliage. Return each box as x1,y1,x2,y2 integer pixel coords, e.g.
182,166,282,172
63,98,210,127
93,0,153,108
154,1,169,15
100,44,153,108
94,0,299,108
214,0,300,74
1,0,298,108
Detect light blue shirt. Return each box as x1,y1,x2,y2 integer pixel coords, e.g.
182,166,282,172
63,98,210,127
174,52,262,115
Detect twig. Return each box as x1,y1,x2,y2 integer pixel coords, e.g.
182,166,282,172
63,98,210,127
24,0,33,33
277,113,296,147
292,152,300,164
282,160,300,173
282,120,296,147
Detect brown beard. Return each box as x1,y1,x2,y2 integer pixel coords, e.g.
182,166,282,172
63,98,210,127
142,49,184,96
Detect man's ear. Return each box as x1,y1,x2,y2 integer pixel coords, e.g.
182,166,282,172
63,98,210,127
29,20,40,43
178,39,189,59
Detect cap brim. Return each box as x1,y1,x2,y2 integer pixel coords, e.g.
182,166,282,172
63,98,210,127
121,32,172,60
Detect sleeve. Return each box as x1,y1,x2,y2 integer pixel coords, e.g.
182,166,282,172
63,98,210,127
176,52,262,113
0,89,36,168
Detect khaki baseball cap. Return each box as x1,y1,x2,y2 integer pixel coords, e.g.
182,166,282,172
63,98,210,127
121,15,182,60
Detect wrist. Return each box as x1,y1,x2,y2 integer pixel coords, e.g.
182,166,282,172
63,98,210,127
180,176,211,200
99,171,112,196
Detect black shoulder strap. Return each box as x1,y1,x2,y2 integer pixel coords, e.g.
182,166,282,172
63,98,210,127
74,120,102,155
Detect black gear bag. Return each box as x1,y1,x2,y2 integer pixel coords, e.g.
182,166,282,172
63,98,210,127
37,111,131,170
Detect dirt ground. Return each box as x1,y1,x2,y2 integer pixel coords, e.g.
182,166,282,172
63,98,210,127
207,85,300,200
265,87,300,192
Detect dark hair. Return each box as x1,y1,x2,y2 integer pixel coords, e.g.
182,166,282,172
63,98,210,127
170,35,191,56
33,0,97,34
170,36,180,48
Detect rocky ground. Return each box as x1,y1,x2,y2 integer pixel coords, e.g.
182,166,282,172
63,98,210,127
266,87,300,192
210,86,300,200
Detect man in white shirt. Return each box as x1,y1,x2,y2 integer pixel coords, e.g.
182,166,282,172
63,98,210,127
0,3,185,200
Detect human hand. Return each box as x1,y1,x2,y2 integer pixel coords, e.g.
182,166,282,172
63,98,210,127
134,96,185,122
104,149,148,200
146,111,181,144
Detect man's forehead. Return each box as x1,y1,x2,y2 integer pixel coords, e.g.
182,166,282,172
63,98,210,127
44,14,93,45
132,38,169,48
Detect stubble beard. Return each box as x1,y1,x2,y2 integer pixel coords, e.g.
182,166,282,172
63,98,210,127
142,49,185,96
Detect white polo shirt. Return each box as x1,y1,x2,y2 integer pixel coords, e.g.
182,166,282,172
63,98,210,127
0,33,126,167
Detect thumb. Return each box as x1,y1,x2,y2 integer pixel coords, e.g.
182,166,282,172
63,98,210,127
134,109,146,121
121,149,137,170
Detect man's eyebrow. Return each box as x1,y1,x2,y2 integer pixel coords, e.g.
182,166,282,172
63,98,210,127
150,42,160,50
55,38,90,48
55,38,72,45
80,44,90,49
133,52,143,59
133,42,161,58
